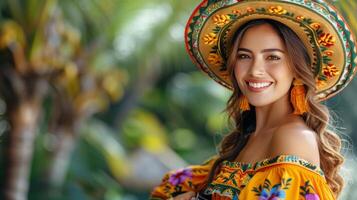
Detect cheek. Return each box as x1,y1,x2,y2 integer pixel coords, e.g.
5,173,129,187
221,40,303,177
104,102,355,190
234,63,249,86
269,65,294,87
235,61,251,77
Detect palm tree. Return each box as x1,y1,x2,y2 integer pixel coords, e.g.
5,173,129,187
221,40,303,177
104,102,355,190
0,0,69,198
0,0,125,198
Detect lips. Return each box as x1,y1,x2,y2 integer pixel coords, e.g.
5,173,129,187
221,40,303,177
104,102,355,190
245,80,273,92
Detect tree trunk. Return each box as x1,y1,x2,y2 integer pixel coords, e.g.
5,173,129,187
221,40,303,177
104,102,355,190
3,99,40,200
46,126,77,191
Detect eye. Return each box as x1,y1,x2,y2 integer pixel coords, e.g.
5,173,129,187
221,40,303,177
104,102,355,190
267,55,281,60
237,54,250,59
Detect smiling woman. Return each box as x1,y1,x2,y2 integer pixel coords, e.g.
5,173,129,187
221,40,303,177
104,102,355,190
150,0,357,200
234,22,294,108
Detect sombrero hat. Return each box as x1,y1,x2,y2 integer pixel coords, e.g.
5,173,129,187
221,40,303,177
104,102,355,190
185,0,357,101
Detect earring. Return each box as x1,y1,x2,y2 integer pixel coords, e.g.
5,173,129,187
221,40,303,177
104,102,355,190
290,79,309,115
239,95,250,111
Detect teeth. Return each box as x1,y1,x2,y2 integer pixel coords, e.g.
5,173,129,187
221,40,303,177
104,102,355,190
248,82,271,88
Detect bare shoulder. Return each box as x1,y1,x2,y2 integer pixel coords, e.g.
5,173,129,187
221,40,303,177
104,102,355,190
268,117,320,166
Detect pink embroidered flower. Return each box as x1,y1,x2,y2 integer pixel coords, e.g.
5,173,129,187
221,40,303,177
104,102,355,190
305,193,320,200
168,168,193,186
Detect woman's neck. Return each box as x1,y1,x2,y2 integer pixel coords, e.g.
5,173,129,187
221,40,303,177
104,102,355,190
253,93,294,134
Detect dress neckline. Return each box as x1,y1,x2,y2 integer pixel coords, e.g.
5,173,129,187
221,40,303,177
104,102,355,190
221,154,325,177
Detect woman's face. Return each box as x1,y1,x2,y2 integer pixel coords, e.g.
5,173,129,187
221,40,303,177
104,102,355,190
234,23,294,108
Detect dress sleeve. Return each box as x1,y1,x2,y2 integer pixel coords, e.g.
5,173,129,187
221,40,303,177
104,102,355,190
239,163,336,200
150,156,217,200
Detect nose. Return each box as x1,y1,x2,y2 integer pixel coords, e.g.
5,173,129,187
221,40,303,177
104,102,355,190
249,57,265,77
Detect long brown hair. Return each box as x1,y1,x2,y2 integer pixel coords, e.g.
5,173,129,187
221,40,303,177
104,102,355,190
204,19,344,198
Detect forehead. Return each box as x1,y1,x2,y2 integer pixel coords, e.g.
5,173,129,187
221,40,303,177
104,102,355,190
238,24,285,50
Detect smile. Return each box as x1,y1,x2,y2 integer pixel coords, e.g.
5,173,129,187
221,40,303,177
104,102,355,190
246,81,273,92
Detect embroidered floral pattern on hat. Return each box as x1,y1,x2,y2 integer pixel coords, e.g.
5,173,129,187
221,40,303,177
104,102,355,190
310,22,321,30
323,64,340,78
213,14,231,26
208,53,224,67
203,33,218,45
246,7,255,13
318,33,336,47
268,6,288,15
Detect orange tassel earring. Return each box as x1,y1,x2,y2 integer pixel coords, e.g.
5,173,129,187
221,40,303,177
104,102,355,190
239,95,250,111
290,79,309,115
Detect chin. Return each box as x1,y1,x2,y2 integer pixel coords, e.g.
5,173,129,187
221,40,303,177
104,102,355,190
247,99,270,107
247,94,288,108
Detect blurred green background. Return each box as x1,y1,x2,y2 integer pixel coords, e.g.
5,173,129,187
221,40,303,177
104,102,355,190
0,0,356,199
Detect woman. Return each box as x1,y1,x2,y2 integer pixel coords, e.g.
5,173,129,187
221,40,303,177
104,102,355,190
151,0,357,199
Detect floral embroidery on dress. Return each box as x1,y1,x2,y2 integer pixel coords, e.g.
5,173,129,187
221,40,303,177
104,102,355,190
151,155,334,200
300,180,320,200
305,194,320,200
252,178,292,200
168,168,193,186
258,187,286,200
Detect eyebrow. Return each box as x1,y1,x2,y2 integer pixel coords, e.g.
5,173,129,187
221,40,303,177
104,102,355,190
237,48,285,53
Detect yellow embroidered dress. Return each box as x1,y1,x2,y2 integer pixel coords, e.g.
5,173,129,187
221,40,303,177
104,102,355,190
150,155,335,200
